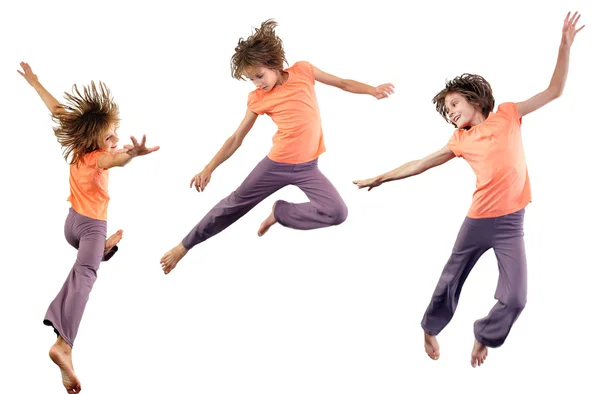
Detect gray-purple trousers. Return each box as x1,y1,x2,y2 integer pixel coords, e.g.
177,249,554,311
44,208,118,347
182,156,348,250
421,208,527,348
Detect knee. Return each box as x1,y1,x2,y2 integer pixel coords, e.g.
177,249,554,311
326,201,348,225
506,294,527,312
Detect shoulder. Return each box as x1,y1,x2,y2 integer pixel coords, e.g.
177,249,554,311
496,102,522,125
289,61,315,84
290,61,314,75
247,89,265,114
447,128,463,157
87,149,109,170
247,88,263,104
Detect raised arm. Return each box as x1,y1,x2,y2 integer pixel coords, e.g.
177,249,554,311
18,62,66,115
354,146,455,191
516,11,584,118
190,108,259,192
313,66,395,99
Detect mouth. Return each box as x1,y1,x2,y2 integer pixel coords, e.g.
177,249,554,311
111,145,118,150
453,115,461,124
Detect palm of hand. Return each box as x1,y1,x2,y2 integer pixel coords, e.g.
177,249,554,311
562,11,585,47
17,62,39,85
124,135,159,157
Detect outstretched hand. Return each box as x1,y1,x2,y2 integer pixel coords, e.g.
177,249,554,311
17,62,39,86
371,83,395,100
562,11,585,47
121,135,160,157
353,177,382,191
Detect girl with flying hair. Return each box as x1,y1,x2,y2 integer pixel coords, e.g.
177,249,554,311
354,11,584,368
161,19,395,274
18,62,159,393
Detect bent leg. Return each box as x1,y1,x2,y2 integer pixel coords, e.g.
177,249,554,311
274,161,348,230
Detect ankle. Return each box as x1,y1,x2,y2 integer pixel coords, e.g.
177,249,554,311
56,336,72,351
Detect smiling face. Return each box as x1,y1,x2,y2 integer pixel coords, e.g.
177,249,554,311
444,92,483,129
98,123,119,153
243,66,286,92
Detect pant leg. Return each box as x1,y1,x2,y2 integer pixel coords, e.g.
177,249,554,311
474,209,527,348
421,216,493,336
182,157,290,249
44,209,107,347
273,159,348,230
64,208,118,261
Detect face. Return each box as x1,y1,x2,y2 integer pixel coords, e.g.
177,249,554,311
99,123,119,153
244,66,283,92
444,92,480,129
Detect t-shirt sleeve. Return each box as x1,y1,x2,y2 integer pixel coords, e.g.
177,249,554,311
498,102,522,125
294,61,315,85
446,130,462,158
247,91,264,115
86,150,106,170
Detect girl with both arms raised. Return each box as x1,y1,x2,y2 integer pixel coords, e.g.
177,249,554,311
354,11,584,367
161,19,394,274
19,62,159,393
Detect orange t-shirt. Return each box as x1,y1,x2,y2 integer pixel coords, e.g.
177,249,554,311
447,102,531,219
247,61,326,164
67,150,110,221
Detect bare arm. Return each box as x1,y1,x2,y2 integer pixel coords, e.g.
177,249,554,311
516,12,584,118
354,146,455,191
18,62,66,115
313,66,395,99
97,135,160,169
190,109,259,192
97,152,135,169
205,109,258,172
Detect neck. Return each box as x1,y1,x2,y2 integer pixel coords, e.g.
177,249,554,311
275,70,287,88
469,112,487,127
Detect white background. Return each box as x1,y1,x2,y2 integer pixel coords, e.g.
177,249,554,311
1,0,598,393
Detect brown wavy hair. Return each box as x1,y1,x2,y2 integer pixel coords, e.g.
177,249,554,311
52,81,120,165
432,73,495,127
230,19,287,80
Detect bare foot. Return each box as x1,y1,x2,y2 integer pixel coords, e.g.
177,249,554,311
49,336,82,393
160,242,188,274
104,229,123,255
470,338,488,368
257,203,277,237
424,332,440,360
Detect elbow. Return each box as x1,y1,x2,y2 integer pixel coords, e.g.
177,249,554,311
228,135,243,151
51,106,66,116
413,161,427,176
548,86,563,100
340,79,351,92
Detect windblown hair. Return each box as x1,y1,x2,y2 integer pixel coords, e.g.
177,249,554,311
432,73,495,127
52,81,120,165
230,19,287,80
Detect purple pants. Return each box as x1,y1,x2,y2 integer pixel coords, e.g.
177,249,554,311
182,156,348,249
421,209,527,348
44,208,117,347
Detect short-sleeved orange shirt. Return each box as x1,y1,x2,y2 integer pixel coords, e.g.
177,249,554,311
447,102,531,218
247,61,325,164
67,150,110,221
